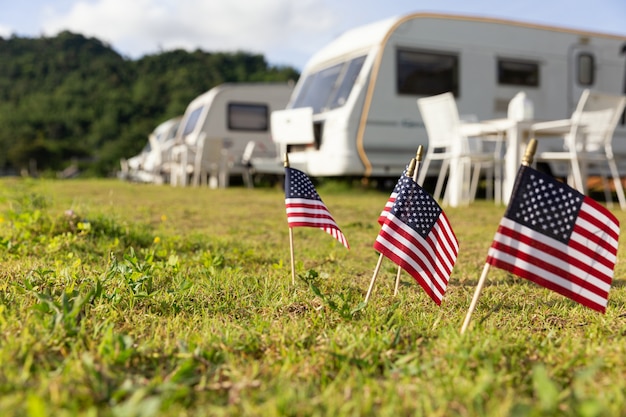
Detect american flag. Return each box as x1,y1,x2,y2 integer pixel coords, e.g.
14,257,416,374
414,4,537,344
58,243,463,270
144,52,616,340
374,176,459,304
487,165,620,313
377,166,409,226
284,167,349,249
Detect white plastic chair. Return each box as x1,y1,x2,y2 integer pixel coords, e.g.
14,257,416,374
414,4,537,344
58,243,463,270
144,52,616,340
417,92,501,205
238,141,256,188
531,89,626,209
169,134,230,188
191,135,229,188
168,142,194,186
143,133,166,184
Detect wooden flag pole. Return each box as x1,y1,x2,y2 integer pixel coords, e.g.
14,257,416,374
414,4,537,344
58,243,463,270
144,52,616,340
459,263,490,334
364,253,384,303
285,153,296,285
460,139,537,334
392,259,403,297
289,227,296,286
394,146,424,296
365,152,419,304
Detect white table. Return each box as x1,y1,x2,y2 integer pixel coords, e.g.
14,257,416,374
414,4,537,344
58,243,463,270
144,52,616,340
479,118,575,205
446,119,540,207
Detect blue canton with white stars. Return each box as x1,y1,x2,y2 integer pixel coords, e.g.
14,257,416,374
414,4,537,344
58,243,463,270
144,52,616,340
391,166,410,194
390,176,442,238
505,166,583,244
285,167,322,201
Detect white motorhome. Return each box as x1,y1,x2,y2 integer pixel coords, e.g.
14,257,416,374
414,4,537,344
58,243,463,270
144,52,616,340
170,82,293,186
262,13,626,180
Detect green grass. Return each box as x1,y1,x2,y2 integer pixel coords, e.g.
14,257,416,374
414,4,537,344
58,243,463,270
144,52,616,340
1,177,626,416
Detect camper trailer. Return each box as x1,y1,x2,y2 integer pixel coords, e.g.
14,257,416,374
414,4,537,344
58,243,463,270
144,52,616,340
260,13,626,182
121,116,181,183
169,82,293,186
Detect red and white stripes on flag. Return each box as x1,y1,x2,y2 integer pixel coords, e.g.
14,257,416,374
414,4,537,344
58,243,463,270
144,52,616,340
285,167,349,249
487,165,619,313
285,197,350,248
374,176,459,304
377,167,408,226
377,191,398,226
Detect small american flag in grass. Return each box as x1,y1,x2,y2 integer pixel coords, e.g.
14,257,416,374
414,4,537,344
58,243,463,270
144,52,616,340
486,165,619,313
284,167,349,249
374,175,458,304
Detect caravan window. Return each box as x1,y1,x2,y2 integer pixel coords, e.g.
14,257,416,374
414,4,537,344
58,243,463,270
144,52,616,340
576,53,595,86
182,106,203,136
327,56,366,110
227,103,269,131
396,49,459,96
497,59,539,86
291,55,366,113
166,120,181,142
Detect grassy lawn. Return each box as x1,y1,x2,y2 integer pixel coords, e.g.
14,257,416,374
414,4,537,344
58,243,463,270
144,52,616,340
1,177,625,416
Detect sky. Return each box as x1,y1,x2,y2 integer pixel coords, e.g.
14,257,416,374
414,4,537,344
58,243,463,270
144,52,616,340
1,0,625,71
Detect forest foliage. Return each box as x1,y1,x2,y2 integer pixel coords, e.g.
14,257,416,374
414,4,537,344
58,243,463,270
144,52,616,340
0,31,300,177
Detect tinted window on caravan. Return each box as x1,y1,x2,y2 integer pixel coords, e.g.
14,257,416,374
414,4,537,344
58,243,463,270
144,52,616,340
397,49,459,96
327,56,366,110
497,59,539,86
182,106,203,136
292,55,366,113
227,103,269,131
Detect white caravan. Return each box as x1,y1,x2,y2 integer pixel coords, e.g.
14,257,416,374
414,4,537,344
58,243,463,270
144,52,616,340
262,13,626,180
122,116,181,183
171,82,293,185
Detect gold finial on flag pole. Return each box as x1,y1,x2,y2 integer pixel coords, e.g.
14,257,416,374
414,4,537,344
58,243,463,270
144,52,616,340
284,152,290,168
411,146,424,181
521,139,537,167
415,145,424,163
406,158,417,178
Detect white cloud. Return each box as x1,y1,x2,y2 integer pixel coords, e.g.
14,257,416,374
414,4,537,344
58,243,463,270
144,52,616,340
14,0,625,70
39,0,338,67
0,24,11,38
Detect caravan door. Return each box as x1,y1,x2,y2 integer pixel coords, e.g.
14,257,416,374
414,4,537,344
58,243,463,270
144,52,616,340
568,43,598,114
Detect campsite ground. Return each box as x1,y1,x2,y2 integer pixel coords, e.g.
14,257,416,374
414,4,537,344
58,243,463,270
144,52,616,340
1,177,625,416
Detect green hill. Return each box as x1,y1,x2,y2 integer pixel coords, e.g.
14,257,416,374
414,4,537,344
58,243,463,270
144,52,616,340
0,31,299,177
